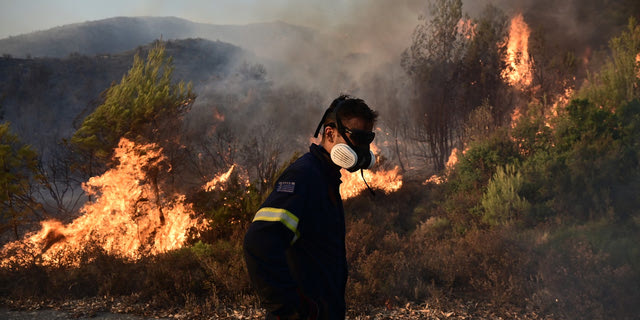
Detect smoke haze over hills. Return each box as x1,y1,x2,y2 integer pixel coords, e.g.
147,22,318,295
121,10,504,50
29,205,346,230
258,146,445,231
0,38,247,151
0,0,638,166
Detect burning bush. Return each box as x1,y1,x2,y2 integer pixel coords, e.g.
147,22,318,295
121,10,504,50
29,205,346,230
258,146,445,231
1,138,207,268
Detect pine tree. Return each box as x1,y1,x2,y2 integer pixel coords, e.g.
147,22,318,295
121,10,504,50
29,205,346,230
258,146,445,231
0,122,41,239
71,41,195,174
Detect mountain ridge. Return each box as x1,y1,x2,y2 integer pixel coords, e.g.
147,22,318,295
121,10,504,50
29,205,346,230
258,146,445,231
0,16,316,59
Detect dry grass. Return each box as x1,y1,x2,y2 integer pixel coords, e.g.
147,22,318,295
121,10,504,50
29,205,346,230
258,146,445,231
1,182,638,319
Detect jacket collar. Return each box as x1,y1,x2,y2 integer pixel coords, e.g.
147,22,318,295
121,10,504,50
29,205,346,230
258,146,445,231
310,143,342,184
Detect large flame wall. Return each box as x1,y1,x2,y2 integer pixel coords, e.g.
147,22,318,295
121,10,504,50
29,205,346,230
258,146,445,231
1,139,206,267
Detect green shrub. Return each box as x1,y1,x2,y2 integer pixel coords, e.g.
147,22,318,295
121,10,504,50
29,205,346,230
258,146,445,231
510,103,554,157
481,163,530,226
440,130,521,231
546,99,640,221
448,129,521,193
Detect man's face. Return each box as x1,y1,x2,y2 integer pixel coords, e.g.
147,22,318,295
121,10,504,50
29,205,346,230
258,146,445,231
336,117,375,148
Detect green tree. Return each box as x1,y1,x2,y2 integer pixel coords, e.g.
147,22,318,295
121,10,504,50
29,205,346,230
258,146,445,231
443,129,521,230
580,18,640,109
71,41,195,175
510,102,553,157
0,123,41,239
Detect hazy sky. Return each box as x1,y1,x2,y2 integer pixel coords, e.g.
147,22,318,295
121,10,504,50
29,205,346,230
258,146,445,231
0,0,353,39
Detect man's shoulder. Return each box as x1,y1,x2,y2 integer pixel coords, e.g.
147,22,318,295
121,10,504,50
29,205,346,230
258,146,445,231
283,152,322,180
266,153,321,197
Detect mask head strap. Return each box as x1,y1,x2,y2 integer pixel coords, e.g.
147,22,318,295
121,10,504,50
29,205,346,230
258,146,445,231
313,108,333,138
334,102,353,147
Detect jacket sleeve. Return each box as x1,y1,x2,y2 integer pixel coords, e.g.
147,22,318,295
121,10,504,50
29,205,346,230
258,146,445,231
243,168,308,316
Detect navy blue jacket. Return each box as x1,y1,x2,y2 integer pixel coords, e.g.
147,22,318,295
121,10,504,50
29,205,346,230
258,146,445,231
243,144,347,319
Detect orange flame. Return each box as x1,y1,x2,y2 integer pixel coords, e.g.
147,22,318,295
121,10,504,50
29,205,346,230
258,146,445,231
213,108,225,122
424,148,462,185
445,148,460,168
1,138,206,267
457,18,476,40
502,13,532,88
550,86,574,122
340,166,403,200
339,143,403,199
510,105,524,128
203,165,235,192
636,52,640,79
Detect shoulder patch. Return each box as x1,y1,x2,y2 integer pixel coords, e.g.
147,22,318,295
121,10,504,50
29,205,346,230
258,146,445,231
276,181,296,193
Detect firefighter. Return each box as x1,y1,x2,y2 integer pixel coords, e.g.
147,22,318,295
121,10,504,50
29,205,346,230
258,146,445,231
243,95,378,320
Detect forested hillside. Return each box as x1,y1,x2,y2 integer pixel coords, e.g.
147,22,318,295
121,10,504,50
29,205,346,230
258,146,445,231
0,38,244,151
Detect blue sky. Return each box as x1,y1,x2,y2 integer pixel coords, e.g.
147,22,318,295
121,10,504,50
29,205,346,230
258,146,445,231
0,0,349,38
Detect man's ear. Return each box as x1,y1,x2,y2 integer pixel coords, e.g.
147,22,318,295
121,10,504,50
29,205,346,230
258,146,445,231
325,126,334,143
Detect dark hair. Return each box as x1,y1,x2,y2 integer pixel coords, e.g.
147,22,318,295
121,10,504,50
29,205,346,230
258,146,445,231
314,95,378,138
314,95,378,137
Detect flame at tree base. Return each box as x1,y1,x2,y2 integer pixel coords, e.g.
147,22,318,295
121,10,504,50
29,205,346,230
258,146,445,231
424,148,462,185
1,138,207,267
340,166,403,199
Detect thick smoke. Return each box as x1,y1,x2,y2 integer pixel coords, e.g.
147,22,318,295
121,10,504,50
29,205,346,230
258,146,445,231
6,0,638,186
180,0,432,181
259,0,639,96
466,0,640,53
256,0,425,92
228,0,639,174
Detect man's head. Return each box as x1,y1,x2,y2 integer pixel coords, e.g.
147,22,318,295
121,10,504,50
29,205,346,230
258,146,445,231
314,95,378,171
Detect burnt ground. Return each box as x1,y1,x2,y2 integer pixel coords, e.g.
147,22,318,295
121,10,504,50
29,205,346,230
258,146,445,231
0,297,555,319
0,308,157,320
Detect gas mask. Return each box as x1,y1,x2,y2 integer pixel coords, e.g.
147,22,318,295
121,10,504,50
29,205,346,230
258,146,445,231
330,143,375,172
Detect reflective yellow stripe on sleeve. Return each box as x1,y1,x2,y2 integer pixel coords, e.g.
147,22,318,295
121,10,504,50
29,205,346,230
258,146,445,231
253,207,301,243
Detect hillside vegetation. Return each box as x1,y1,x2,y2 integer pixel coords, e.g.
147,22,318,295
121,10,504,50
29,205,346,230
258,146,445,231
0,38,244,151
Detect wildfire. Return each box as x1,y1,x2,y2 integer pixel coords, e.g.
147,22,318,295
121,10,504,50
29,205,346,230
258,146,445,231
457,18,476,40
502,13,532,88
424,148,462,185
636,52,640,79
510,105,524,127
1,138,206,267
446,148,460,168
203,165,235,191
213,108,225,122
550,86,575,120
340,166,403,200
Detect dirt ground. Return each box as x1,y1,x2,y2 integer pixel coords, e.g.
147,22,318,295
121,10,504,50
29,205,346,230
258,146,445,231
0,299,553,320
0,307,553,320
0,308,167,320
